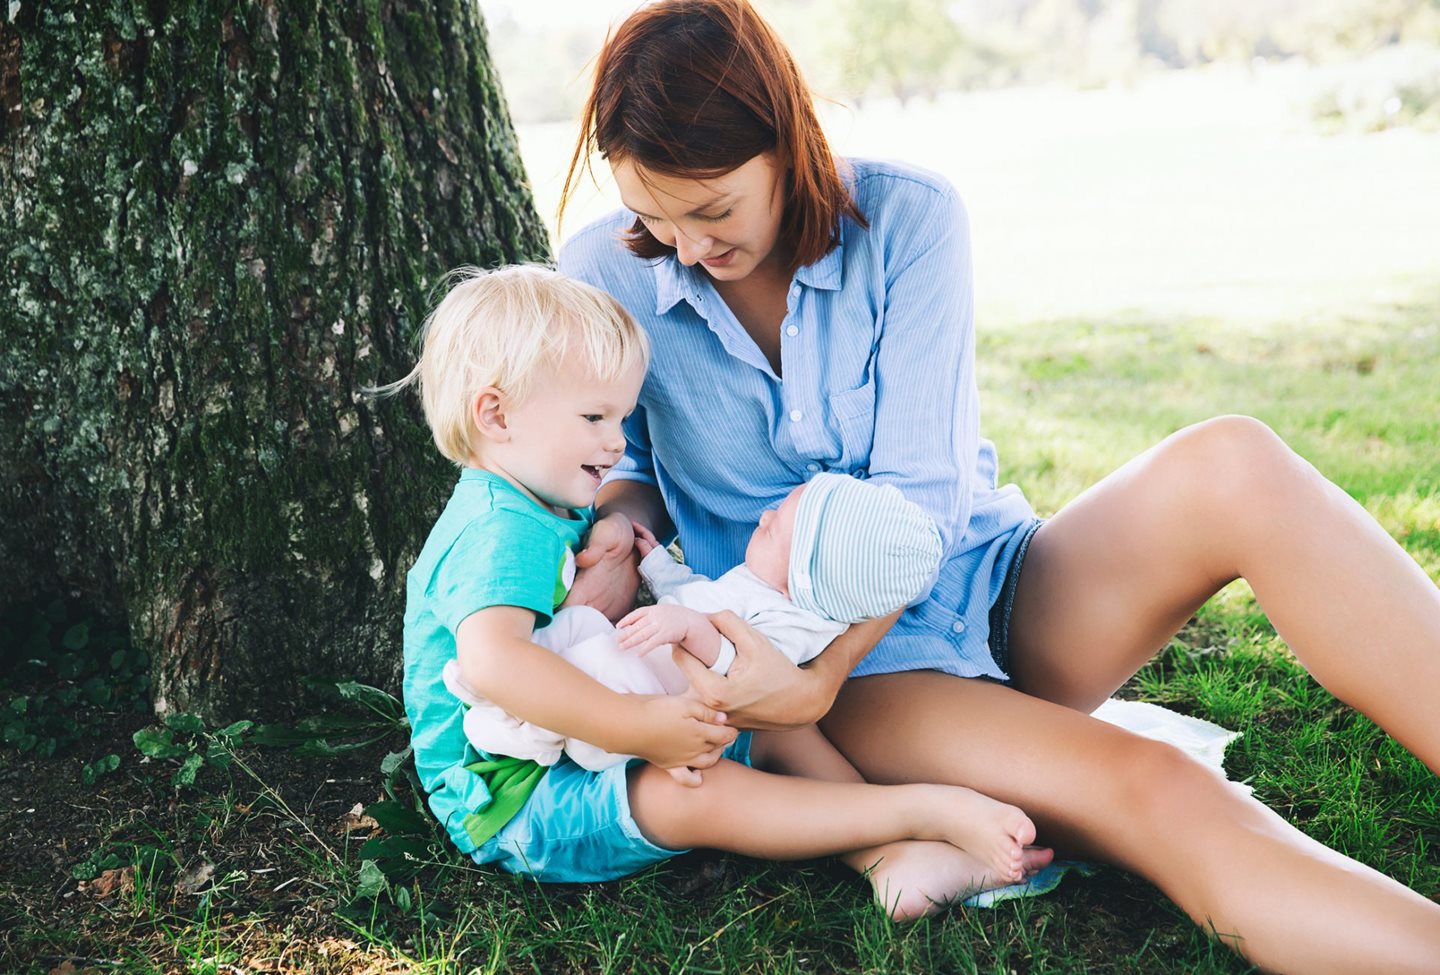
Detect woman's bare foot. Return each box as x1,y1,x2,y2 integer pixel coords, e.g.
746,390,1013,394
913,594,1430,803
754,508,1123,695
864,841,1056,922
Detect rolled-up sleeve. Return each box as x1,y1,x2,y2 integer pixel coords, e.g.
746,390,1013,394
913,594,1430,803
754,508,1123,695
866,184,979,556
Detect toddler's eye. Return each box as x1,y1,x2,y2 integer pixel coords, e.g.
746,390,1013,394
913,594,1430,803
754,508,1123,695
583,414,604,423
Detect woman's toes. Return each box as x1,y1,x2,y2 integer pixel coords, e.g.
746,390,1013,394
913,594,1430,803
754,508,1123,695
1020,846,1055,876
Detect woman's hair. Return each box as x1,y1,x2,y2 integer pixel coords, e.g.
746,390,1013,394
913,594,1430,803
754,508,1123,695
560,0,866,273
373,265,648,467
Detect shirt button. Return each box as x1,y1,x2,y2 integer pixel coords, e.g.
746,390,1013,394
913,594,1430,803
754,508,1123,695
806,463,819,472
789,410,803,423
790,286,801,298
785,325,799,337
951,620,967,634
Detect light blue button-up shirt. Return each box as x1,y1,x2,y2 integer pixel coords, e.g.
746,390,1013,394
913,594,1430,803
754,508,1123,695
559,157,1035,680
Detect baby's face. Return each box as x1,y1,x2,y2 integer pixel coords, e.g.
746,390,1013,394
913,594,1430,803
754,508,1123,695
744,484,806,593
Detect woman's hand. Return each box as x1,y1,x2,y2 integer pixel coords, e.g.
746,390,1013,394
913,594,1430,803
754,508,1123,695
669,611,900,731
667,611,826,730
562,512,640,622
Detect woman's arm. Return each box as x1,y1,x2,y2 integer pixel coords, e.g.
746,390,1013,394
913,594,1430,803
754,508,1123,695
596,478,673,540
864,186,981,555
456,606,736,767
670,610,900,730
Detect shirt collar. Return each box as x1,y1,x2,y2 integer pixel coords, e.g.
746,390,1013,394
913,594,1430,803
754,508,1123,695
651,231,847,312
794,237,845,291
653,256,700,315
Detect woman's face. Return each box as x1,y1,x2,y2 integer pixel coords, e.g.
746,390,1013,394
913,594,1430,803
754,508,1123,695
611,153,786,282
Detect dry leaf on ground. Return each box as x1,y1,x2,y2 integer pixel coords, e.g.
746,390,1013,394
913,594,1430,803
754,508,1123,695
174,860,216,897
76,866,135,900
336,802,379,835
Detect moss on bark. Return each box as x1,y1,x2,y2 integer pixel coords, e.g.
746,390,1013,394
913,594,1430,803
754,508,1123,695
1,0,549,718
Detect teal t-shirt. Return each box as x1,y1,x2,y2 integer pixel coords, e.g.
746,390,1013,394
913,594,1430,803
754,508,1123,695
403,469,594,855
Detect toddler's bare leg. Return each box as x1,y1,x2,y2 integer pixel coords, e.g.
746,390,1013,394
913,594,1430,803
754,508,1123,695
750,726,1051,919
627,755,1052,920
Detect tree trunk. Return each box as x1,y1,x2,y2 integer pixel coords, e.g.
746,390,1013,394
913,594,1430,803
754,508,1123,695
1,1,549,719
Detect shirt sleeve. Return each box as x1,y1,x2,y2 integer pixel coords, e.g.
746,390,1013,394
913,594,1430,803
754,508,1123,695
431,514,568,632
865,182,980,557
638,545,702,598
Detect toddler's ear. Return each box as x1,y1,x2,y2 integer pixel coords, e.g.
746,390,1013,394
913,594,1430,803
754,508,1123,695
470,387,510,442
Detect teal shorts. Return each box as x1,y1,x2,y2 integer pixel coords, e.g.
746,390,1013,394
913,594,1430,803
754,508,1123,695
472,732,754,883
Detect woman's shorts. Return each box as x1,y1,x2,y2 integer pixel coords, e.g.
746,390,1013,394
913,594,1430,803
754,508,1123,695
472,732,754,883
987,517,1044,678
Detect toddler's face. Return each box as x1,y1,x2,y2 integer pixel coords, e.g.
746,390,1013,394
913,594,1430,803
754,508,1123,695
744,484,806,593
487,351,644,514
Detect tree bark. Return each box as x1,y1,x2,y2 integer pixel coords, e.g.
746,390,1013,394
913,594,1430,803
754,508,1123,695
1,0,549,719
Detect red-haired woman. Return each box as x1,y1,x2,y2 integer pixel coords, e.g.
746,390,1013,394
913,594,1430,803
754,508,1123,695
556,1,1440,970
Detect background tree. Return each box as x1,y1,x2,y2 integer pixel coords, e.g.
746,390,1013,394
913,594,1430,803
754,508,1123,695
1,0,548,719
833,0,972,104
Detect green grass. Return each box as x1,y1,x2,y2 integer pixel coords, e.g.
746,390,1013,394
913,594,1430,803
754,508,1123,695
981,302,1440,537
9,297,1436,973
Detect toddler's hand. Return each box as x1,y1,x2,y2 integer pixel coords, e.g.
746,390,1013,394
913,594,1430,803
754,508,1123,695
617,603,696,653
563,513,639,622
629,695,735,771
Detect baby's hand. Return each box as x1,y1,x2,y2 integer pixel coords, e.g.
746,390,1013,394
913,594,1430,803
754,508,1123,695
617,603,699,653
632,521,662,558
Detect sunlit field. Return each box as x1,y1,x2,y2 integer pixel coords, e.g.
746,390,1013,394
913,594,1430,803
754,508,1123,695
526,66,1440,330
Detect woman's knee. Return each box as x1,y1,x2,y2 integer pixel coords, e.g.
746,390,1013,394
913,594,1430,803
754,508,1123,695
1108,735,1241,835
1157,414,1305,516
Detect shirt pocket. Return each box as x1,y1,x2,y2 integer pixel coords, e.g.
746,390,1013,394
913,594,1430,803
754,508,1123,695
828,379,876,472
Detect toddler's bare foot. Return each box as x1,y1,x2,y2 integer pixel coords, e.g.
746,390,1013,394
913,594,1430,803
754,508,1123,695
865,841,1055,922
925,784,1037,883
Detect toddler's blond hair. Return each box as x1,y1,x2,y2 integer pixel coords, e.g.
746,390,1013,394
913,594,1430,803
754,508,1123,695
380,265,648,466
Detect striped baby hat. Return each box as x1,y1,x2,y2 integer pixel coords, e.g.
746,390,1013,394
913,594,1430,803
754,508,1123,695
787,473,943,623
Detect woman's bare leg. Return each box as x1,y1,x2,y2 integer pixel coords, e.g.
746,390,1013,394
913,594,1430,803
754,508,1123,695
1006,414,1440,773
821,673,1440,974
748,726,1052,919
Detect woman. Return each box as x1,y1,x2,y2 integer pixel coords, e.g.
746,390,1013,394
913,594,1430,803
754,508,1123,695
554,1,1440,970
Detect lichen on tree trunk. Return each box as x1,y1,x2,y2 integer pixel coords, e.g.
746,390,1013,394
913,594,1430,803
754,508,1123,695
1,0,550,719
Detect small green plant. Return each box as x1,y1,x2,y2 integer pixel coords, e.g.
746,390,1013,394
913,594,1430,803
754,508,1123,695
81,752,121,784
0,596,149,759
70,841,171,882
132,713,253,790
